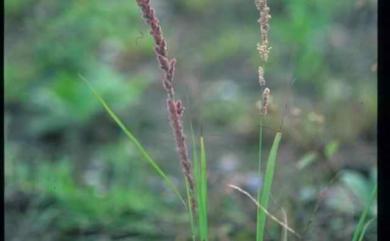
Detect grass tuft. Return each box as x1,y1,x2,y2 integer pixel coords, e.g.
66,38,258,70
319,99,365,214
190,126,209,241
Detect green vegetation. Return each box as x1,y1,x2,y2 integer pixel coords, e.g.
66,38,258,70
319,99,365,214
5,0,377,240
352,184,377,241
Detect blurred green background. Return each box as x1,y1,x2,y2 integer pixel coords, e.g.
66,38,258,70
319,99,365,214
4,0,377,240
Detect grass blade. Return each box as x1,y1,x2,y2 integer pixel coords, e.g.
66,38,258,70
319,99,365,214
257,132,282,241
351,183,377,241
81,75,186,207
187,124,198,241
197,137,208,241
357,218,375,241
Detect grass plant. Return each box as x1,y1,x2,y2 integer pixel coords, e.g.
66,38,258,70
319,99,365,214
82,1,377,240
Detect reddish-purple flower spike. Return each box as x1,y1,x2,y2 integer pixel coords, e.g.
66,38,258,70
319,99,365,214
136,0,173,96
167,99,194,190
136,0,196,209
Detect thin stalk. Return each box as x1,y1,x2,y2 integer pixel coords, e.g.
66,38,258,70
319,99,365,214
229,184,300,238
281,208,288,241
256,117,264,241
185,178,196,241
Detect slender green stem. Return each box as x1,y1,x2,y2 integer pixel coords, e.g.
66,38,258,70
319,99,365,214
256,117,264,241
258,118,264,172
185,178,196,241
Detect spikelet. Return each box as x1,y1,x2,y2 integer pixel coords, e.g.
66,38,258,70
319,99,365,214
261,87,271,115
258,66,266,86
257,42,271,63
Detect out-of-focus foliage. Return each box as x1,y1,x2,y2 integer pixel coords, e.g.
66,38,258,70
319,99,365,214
5,0,377,240
5,0,152,111
325,169,377,215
